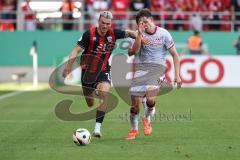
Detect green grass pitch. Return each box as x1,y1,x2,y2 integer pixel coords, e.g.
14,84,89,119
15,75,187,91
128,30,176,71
0,88,240,160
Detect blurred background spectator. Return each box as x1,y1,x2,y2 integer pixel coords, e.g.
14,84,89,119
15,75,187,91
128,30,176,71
129,0,150,12
22,0,36,31
0,0,16,31
111,0,129,29
181,30,210,55
83,0,94,28
207,0,222,30
231,0,240,31
92,0,110,26
150,0,165,25
60,0,74,30
233,36,240,55
220,6,231,31
189,12,203,31
0,0,239,32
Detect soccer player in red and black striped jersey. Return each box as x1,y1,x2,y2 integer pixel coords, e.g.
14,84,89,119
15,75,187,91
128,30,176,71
62,11,137,138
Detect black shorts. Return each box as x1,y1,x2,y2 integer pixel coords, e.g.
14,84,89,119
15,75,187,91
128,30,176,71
81,70,111,89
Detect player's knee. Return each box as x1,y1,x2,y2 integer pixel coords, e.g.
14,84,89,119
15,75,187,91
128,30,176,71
86,99,94,107
99,91,108,99
130,106,139,114
146,98,155,108
87,102,94,107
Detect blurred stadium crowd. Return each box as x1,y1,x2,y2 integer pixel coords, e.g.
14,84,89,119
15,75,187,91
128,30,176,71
0,0,239,31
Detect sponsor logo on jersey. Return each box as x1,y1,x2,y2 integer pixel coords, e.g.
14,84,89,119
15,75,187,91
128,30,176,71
107,36,112,42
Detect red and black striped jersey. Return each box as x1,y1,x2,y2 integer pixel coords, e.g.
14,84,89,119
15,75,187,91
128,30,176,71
77,27,126,72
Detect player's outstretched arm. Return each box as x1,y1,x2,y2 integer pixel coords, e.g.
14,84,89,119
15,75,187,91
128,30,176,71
180,44,188,56
62,45,83,78
125,30,138,39
168,46,182,89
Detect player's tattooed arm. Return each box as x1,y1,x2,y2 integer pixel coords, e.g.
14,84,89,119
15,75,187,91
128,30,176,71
63,45,83,78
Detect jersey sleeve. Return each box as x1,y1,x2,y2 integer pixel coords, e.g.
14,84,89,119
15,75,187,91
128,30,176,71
114,29,126,39
77,30,90,49
164,30,174,50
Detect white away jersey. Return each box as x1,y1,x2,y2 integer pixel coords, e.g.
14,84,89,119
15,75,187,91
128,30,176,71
133,26,174,65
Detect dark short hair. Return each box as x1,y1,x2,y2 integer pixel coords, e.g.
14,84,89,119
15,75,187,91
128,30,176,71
135,8,152,24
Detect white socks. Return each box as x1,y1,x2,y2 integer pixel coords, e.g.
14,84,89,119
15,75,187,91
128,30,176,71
145,106,156,121
130,113,138,131
94,122,102,133
143,97,156,121
129,97,156,131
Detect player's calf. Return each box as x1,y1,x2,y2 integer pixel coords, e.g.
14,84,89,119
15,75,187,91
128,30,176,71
143,98,155,136
126,106,139,140
144,98,156,121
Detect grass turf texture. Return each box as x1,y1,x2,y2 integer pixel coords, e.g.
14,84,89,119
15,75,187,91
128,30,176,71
0,88,239,160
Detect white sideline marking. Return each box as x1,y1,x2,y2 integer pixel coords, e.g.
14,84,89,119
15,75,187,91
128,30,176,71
0,87,33,100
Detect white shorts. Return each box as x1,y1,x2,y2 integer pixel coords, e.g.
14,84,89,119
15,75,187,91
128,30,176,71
129,72,166,96
129,85,159,96
129,64,168,96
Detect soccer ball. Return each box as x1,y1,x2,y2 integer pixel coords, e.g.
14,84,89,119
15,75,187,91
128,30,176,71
73,128,91,146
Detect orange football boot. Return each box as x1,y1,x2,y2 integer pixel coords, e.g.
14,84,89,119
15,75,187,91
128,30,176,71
143,118,152,136
126,129,138,140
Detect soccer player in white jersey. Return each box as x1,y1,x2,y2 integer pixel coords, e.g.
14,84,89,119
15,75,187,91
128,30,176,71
126,9,182,140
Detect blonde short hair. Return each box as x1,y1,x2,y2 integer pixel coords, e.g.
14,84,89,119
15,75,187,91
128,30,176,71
99,11,113,19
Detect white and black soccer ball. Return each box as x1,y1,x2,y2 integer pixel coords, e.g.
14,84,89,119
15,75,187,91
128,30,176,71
73,128,91,146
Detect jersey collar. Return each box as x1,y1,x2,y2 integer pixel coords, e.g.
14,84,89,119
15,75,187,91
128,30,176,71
146,26,157,35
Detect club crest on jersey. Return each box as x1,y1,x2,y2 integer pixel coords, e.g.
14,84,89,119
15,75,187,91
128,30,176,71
93,37,96,41
107,36,112,42
156,38,161,42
